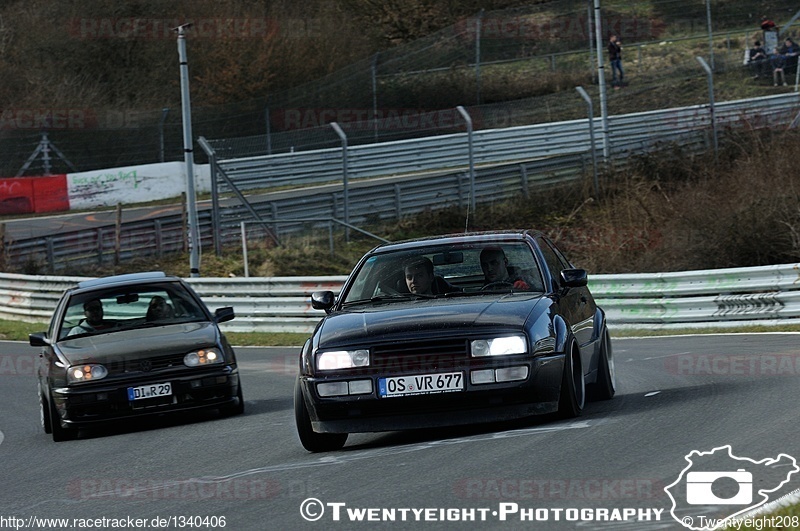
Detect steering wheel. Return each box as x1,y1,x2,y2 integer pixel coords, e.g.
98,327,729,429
481,281,514,291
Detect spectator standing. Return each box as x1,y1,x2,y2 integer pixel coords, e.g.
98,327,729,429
608,34,624,89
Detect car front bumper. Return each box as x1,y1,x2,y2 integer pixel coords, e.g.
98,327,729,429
301,354,565,433
49,365,240,427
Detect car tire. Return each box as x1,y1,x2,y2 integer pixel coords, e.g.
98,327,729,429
294,380,347,452
220,382,245,417
39,384,52,434
557,340,585,418
590,327,615,401
49,397,76,442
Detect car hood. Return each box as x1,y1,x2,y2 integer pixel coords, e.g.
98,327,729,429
56,322,219,365
317,295,548,347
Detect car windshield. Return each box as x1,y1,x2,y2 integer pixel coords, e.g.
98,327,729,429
58,282,207,339
341,241,545,306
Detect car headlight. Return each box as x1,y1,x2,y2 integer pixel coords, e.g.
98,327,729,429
470,336,527,357
317,349,370,371
184,348,224,367
67,364,108,383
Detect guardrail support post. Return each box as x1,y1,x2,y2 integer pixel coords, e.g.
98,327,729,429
198,137,222,256
154,220,163,259
696,56,718,163
96,228,103,266
576,86,600,197
46,237,55,273
328,221,335,257
240,221,249,277
520,164,529,200
330,122,350,242
456,106,476,216
394,184,402,219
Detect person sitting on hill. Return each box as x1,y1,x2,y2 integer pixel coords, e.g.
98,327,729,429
748,40,768,79
771,48,788,86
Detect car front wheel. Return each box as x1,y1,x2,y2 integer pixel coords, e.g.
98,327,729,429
591,327,615,401
557,340,585,418
39,384,52,434
294,380,347,452
49,396,77,442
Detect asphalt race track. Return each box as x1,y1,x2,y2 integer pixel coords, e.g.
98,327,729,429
2,334,799,530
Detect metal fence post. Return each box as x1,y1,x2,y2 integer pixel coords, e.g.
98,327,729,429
696,56,718,162
576,86,599,197
176,24,200,277
96,228,103,266
330,122,350,241
46,237,55,273
456,106,476,213
706,0,715,71
520,164,529,200
154,219,163,259
475,9,484,105
394,183,402,219
198,137,222,256
159,108,169,163
264,103,272,156
240,221,249,277
593,0,610,162
371,53,379,142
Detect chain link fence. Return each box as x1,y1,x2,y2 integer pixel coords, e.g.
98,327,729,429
1,0,798,175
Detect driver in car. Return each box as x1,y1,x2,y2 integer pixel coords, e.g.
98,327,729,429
403,257,461,295
480,246,531,290
68,298,112,336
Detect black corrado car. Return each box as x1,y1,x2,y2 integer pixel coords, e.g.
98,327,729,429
295,231,614,451
30,271,244,441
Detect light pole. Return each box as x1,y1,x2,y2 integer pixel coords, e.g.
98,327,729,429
175,24,200,277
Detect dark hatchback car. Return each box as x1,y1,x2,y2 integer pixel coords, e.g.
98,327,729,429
30,272,244,441
295,230,615,451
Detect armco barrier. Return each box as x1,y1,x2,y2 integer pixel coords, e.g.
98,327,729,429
5,264,800,335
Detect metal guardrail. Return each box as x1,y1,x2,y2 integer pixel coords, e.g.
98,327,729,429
213,94,800,190
7,94,800,273
6,264,800,335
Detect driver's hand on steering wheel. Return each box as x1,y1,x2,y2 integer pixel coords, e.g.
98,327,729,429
513,280,530,290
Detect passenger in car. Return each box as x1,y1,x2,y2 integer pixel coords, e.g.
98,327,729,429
146,295,174,321
402,257,461,295
68,298,112,336
479,246,533,290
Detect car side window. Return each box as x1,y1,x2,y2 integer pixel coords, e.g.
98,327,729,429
536,237,566,290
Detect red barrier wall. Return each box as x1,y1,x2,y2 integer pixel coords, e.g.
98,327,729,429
0,175,69,215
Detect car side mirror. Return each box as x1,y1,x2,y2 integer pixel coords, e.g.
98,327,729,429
29,332,49,347
311,291,335,311
214,307,235,323
560,269,588,288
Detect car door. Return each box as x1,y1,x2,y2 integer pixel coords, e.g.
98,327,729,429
536,237,596,371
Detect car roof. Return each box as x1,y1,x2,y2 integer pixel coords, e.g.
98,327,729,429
368,230,544,254
74,271,180,293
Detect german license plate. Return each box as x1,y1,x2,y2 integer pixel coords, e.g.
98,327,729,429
378,372,463,398
127,382,172,401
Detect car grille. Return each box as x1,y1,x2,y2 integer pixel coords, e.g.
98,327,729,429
370,338,469,374
104,353,187,375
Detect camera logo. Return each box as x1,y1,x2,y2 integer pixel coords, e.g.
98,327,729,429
664,445,798,530
685,469,752,505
